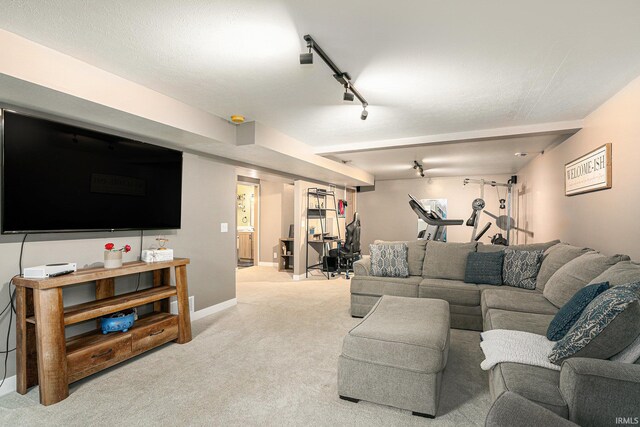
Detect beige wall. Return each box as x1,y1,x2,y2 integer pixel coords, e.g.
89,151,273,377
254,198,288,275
357,174,514,252
259,181,294,264
281,184,294,239
0,152,237,379
516,76,640,261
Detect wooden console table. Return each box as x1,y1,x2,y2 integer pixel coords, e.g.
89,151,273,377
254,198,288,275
13,258,192,406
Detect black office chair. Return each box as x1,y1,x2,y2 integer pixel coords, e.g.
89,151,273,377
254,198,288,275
338,212,361,279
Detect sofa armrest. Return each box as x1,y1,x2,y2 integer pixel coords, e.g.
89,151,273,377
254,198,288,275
353,256,371,276
485,392,577,427
560,358,640,427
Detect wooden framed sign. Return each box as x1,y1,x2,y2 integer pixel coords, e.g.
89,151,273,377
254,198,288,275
565,143,612,196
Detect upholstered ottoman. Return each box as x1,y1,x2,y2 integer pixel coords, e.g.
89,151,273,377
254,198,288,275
337,295,450,418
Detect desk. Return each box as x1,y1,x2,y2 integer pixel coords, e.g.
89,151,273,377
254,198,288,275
306,238,344,279
13,258,192,406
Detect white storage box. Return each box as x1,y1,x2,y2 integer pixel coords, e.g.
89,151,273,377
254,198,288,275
141,249,174,262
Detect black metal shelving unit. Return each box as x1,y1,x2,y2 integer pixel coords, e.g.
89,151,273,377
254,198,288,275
305,188,341,279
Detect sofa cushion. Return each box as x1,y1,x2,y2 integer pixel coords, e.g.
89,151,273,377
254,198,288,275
536,244,591,291
546,282,610,341
350,275,421,298
476,244,505,253
419,278,481,306
589,261,640,287
484,309,555,335
481,288,557,318
342,296,450,373
374,239,427,276
478,240,560,253
543,252,630,308
369,243,409,278
422,241,477,280
490,363,568,418
512,240,562,252
549,283,640,364
611,333,640,364
502,249,543,290
353,256,371,276
464,251,504,285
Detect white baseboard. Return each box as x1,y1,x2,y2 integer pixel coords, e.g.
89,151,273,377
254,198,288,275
0,298,238,398
292,274,303,281
258,262,277,267
191,298,237,322
0,373,15,397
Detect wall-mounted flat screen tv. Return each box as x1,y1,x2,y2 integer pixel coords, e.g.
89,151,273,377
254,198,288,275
1,110,183,233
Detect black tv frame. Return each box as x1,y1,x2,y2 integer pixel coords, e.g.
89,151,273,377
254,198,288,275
0,106,183,234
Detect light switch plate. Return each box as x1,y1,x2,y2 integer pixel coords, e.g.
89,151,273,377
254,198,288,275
220,222,228,233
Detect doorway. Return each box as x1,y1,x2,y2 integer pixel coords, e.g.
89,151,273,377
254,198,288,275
237,182,259,268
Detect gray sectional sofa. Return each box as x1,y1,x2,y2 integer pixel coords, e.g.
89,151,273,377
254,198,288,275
352,239,561,330
351,240,640,425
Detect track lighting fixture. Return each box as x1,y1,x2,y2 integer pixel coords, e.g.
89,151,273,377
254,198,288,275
413,161,425,178
300,34,370,120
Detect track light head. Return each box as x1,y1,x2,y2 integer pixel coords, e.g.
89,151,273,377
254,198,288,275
343,86,354,102
361,104,368,120
299,52,313,65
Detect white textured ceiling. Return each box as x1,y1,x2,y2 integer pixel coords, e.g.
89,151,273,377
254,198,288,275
331,133,571,180
1,0,640,153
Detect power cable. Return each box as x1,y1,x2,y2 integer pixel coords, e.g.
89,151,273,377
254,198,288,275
0,234,28,388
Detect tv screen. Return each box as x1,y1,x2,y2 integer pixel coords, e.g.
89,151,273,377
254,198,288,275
1,110,183,233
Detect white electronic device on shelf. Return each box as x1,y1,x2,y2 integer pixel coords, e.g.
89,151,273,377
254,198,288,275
23,263,77,279
141,249,174,263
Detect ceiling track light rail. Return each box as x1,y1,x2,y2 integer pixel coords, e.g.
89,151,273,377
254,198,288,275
300,34,370,120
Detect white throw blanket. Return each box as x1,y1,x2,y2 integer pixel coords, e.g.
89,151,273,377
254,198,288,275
480,329,560,371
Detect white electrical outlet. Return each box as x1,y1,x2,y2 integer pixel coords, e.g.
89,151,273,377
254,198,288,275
170,296,195,314
273,252,277,259
220,222,228,233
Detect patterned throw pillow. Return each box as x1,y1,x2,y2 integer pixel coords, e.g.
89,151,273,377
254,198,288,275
549,283,640,364
369,243,409,278
546,282,610,341
464,251,504,285
502,249,543,289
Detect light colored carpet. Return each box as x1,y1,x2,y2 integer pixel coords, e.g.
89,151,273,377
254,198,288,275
0,267,491,426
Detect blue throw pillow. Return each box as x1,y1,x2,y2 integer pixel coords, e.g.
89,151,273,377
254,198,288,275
464,251,504,285
546,282,610,341
549,282,640,364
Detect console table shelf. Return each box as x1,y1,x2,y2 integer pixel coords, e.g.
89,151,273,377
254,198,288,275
25,285,177,326
13,258,192,406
